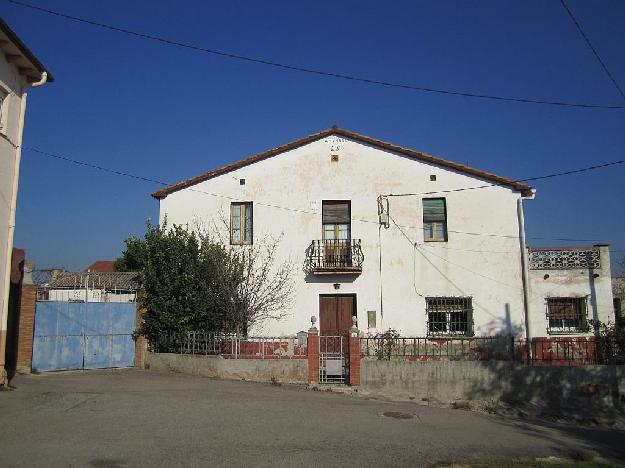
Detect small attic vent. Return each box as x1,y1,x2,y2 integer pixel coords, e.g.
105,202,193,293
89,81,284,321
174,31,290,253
430,175,437,181
331,155,339,162
239,178,246,185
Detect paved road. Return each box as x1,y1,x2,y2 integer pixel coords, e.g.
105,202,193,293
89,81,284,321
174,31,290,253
1,369,623,467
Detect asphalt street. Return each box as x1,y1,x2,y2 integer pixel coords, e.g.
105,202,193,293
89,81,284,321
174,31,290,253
1,369,623,467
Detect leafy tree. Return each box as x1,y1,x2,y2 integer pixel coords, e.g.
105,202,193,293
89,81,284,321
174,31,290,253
114,236,147,272
117,220,294,343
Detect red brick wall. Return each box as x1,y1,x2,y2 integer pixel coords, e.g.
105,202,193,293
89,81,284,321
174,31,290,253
307,330,319,383
16,284,36,373
349,335,361,386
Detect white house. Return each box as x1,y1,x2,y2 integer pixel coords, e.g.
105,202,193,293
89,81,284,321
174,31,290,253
0,18,52,385
43,271,139,304
152,127,613,339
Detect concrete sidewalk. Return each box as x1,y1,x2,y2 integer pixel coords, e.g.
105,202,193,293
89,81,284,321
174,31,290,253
1,369,623,467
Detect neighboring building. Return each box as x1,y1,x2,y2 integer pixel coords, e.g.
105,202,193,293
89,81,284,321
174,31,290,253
527,246,612,336
44,271,139,303
151,127,614,338
84,260,116,273
0,18,53,385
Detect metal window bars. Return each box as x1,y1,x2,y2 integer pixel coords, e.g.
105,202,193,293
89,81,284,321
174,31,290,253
426,297,473,336
546,297,589,334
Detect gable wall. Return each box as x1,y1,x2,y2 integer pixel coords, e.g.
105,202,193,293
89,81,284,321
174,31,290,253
160,136,527,336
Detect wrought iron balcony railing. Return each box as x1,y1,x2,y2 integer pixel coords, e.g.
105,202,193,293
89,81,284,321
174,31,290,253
305,239,364,274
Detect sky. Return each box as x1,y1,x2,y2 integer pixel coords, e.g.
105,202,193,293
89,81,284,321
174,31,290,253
3,0,625,273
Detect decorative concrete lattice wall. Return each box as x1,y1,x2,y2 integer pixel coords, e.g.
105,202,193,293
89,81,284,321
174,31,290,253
528,248,600,270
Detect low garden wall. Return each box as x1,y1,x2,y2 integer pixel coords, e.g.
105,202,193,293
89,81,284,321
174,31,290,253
361,360,625,419
145,352,308,384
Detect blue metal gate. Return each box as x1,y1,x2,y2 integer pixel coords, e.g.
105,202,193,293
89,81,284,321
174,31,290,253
32,301,136,372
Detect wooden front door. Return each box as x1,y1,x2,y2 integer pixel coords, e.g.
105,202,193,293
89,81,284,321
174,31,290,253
319,295,355,335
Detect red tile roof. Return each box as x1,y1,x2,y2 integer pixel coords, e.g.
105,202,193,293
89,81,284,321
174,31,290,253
84,260,116,273
151,127,533,199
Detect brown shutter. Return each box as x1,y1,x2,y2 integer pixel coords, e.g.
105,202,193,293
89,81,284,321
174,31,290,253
322,201,350,224
423,198,446,222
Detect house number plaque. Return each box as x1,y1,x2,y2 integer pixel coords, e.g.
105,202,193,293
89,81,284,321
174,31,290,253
324,136,346,152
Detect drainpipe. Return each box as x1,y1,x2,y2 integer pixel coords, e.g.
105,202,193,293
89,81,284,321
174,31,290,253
0,72,47,384
517,190,536,363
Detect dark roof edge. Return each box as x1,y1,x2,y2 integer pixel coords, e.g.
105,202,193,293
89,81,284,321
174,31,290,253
151,127,533,199
0,17,54,82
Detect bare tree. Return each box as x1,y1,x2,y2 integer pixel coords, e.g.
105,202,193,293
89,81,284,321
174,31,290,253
197,218,295,334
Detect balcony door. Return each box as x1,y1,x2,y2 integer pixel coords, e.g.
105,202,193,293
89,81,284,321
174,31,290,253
322,201,351,267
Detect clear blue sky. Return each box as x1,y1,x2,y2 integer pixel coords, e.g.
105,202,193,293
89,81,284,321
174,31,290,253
4,0,625,272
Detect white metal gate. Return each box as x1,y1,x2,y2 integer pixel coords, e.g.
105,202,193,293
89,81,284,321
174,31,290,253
319,335,348,383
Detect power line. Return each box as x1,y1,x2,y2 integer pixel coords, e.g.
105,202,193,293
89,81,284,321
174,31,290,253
384,158,625,197
6,0,625,110
559,0,625,101
25,145,610,244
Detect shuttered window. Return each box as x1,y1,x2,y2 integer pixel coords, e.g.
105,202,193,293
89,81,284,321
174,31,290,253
423,198,447,242
322,201,351,241
230,202,253,245
322,201,350,224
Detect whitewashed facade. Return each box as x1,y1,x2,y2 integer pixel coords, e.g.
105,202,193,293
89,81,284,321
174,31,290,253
0,19,52,384
153,128,613,338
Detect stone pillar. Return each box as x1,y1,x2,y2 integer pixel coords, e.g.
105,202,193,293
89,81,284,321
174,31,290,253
348,319,361,387
307,317,319,384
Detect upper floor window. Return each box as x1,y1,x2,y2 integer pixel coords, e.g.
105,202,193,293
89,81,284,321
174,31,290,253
426,296,472,336
423,198,447,242
322,201,350,241
230,202,253,245
546,297,588,334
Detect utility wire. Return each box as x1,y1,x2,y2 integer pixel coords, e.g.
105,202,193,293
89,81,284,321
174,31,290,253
559,0,625,101
25,145,611,244
6,0,625,110
384,158,625,198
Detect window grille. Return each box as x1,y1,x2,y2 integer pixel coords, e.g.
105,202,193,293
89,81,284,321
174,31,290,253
423,198,447,242
230,202,253,245
546,297,588,334
528,248,600,270
426,297,473,336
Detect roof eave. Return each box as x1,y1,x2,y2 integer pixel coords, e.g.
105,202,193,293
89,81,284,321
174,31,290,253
151,127,533,199
0,18,54,82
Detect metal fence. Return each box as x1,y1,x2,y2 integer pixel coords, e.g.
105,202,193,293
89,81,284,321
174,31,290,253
360,336,516,361
150,332,307,360
523,337,624,366
149,331,622,365
360,335,623,365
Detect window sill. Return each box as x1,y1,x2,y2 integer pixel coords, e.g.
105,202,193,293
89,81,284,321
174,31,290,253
546,330,588,335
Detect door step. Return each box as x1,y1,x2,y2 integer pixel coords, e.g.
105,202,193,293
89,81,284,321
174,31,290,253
309,383,356,395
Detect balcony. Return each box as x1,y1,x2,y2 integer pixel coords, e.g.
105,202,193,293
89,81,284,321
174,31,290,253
305,239,364,275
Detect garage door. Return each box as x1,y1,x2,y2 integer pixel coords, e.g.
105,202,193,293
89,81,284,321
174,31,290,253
31,301,136,372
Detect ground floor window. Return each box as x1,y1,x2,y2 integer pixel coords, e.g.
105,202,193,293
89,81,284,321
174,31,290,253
546,297,588,334
426,297,473,336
